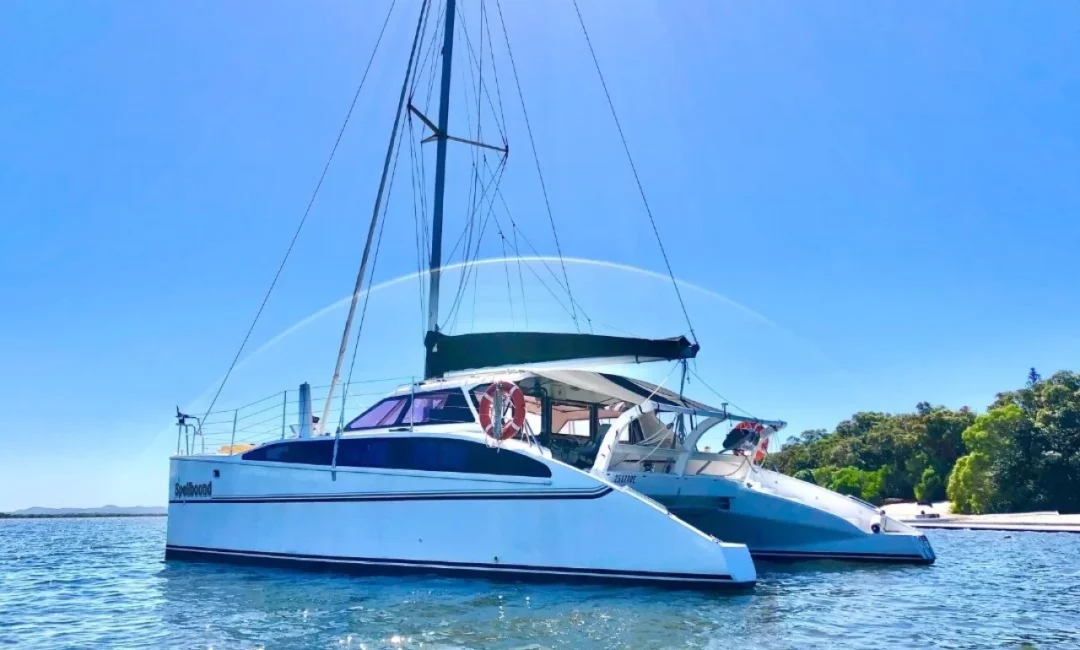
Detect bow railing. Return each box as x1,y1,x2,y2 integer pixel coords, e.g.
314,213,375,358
174,376,414,456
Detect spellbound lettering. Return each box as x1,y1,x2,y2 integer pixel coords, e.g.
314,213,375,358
174,481,213,499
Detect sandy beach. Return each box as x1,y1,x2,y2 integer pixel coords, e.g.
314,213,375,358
883,502,1080,532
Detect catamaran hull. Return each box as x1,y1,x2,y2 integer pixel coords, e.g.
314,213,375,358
606,470,935,565
166,456,757,589
666,503,936,564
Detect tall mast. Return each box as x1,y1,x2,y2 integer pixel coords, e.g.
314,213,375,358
425,0,457,339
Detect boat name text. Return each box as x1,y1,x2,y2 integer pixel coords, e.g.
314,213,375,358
175,481,213,499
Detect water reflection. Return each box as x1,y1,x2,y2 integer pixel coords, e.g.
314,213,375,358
2,517,1077,649
157,559,757,649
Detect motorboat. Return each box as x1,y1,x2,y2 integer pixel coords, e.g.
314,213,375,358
166,0,759,588
586,389,937,564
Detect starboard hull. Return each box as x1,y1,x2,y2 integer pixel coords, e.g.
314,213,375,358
605,467,936,566
667,504,936,565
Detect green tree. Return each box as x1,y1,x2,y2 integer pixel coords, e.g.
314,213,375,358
914,467,944,503
828,467,863,498
947,403,1022,513
769,371,1079,513
999,370,1080,513
948,452,996,514
811,465,838,488
860,468,884,503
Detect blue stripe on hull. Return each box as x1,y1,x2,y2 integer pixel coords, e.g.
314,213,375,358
169,487,613,505
751,549,935,564
164,544,748,590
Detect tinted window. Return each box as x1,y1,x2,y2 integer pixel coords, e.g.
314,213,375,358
335,436,393,469
242,439,333,465
345,396,409,431
335,437,551,478
407,390,474,426
344,390,474,432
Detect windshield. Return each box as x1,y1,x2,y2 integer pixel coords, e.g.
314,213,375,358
344,389,475,431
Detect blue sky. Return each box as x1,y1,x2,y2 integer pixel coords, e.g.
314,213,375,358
1,1,1078,510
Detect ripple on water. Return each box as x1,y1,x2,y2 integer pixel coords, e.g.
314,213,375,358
1,518,1078,649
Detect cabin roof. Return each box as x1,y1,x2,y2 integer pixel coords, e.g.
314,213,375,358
392,368,716,411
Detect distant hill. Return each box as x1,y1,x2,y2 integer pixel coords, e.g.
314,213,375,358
3,506,167,518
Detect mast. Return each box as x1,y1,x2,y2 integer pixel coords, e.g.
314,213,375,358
424,0,457,360
414,1,700,381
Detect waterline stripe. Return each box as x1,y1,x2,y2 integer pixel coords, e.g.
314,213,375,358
165,544,736,583
752,550,933,563
169,486,612,505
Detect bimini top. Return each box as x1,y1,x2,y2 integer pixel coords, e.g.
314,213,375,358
405,367,713,411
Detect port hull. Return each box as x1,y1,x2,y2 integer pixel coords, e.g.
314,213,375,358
166,440,757,589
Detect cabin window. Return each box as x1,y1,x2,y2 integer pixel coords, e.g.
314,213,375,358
242,439,333,465
241,436,550,478
334,437,551,478
344,396,409,430
344,390,474,431
334,437,393,469
406,390,474,426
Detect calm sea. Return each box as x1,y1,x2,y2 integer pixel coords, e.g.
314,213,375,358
1,517,1077,649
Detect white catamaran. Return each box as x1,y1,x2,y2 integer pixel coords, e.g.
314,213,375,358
166,0,757,588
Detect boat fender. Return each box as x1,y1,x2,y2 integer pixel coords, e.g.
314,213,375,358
478,381,527,440
870,513,883,534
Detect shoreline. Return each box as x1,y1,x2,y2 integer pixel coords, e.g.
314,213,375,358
0,513,167,520
905,520,1080,533
883,501,1080,534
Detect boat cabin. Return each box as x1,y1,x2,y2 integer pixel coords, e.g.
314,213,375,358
333,369,785,473
179,368,784,481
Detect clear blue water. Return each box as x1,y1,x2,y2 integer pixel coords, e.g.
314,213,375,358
1,518,1077,649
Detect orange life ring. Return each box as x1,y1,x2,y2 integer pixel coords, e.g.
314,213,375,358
478,381,526,440
753,437,769,464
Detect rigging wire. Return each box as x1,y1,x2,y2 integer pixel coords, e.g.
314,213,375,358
454,0,508,145
407,115,428,331
196,0,399,431
480,1,509,147
510,225,528,327
409,0,437,96
449,9,484,321
321,0,431,431
499,233,516,326
486,215,580,324
571,0,699,345
686,365,756,419
494,0,580,332
412,0,445,103
479,156,593,329
439,2,519,333
441,157,507,330
338,107,409,432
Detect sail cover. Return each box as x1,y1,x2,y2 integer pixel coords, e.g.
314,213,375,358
424,331,699,378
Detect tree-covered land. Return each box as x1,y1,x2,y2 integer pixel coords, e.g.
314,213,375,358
769,370,1080,514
